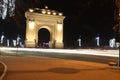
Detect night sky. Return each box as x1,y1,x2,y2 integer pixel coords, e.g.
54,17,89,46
0,0,117,48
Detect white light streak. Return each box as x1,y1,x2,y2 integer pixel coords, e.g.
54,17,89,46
0,47,119,57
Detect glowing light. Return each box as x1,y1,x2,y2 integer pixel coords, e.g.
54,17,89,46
77,36,81,47
29,21,35,29
47,11,51,14
1,33,5,44
45,6,48,9
109,38,116,48
57,23,62,31
42,9,46,14
96,36,100,46
58,13,63,16
29,9,34,12
53,12,56,15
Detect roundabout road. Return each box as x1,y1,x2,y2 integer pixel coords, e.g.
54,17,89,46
0,48,120,80
0,56,120,80
0,47,119,64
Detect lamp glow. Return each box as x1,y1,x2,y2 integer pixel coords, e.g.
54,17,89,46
53,12,56,15
29,21,35,29
29,9,34,12
42,10,46,14
58,13,63,16
47,11,51,14
57,23,62,31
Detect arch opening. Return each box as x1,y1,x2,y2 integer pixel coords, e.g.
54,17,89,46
38,28,50,48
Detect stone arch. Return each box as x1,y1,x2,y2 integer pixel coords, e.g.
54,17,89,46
25,7,65,48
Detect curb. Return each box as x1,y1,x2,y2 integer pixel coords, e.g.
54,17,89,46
0,61,7,80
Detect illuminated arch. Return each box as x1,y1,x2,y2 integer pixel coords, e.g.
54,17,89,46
25,7,65,48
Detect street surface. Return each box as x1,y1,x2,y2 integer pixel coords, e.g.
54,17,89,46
0,56,120,80
0,47,120,80
0,47,119,64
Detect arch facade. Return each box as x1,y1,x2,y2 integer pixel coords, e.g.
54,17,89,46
25,7,65,48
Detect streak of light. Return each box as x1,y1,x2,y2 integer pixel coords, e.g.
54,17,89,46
0,47,119,57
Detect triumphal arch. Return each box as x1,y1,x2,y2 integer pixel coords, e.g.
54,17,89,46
25,6,65,48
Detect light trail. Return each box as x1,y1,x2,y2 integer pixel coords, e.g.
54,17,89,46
0,47,119,57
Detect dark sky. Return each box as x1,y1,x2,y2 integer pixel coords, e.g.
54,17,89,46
0,0,117,47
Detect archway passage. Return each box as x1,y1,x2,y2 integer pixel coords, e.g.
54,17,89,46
38,28,50,48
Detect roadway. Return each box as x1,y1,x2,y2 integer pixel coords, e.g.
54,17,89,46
0,47,119,64
0,47,120,80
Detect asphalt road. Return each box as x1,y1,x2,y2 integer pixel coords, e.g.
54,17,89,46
0,49,118,64
0,48,120,80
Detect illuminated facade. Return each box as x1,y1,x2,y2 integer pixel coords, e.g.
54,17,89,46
25,6,65,48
